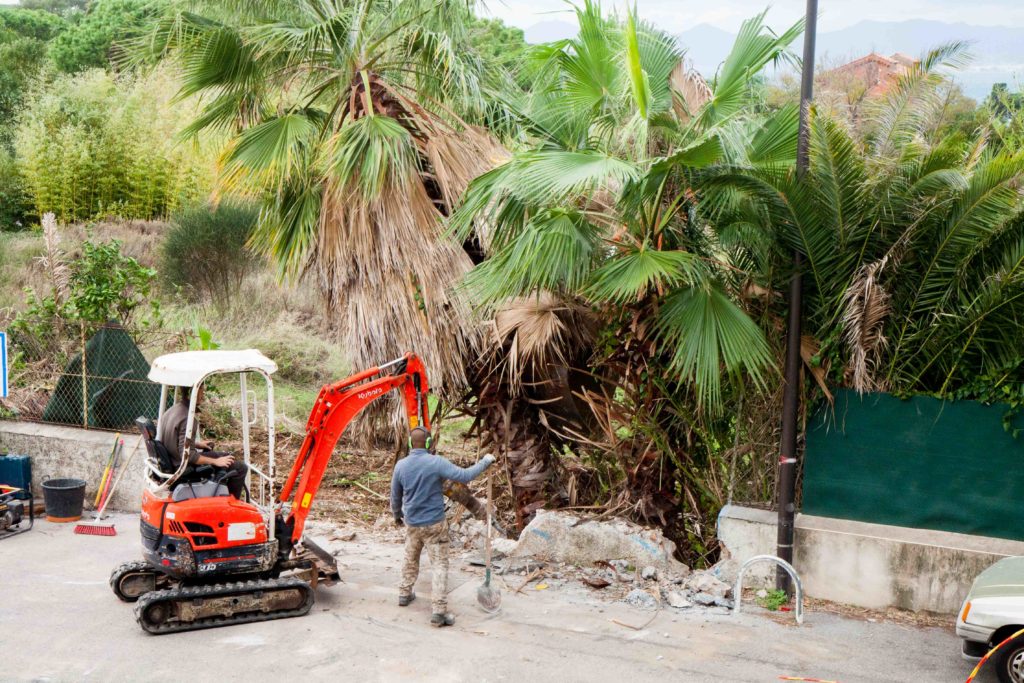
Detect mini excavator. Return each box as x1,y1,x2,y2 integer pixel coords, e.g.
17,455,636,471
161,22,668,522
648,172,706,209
110,351,435,634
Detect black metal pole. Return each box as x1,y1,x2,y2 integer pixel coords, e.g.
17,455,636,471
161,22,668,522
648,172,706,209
776,0,818,595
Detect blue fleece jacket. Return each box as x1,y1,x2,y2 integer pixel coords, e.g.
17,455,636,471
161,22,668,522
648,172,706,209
391,449,490,527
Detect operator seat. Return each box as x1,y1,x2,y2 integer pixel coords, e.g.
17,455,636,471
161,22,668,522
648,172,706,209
135,417,228,501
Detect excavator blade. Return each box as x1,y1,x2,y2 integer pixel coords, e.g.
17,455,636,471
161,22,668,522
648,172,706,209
300,535,342,586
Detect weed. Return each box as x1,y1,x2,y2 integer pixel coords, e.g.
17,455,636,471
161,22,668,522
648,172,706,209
756,589,789,611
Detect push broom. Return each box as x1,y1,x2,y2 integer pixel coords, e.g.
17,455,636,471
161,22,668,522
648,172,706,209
75,435,142,536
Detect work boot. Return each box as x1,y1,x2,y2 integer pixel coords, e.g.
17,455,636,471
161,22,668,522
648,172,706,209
430,612,455,627
398,592,416,607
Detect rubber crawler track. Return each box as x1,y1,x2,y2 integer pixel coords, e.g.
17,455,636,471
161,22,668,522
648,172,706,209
134,577,315,634
110,560,162,603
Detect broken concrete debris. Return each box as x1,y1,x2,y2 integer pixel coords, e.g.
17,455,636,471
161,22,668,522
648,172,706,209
508,511,689,574
625,588,658,610
692,592,717,606
453,511,741,614
685,572,732,600
665,591,691,609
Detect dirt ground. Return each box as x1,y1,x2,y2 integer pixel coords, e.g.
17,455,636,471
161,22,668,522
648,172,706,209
0,513,991,683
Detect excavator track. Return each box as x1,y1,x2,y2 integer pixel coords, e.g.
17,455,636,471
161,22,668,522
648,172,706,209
134,576,314,634
110,560,170,603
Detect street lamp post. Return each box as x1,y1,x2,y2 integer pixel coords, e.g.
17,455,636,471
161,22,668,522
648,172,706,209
776,0,818,595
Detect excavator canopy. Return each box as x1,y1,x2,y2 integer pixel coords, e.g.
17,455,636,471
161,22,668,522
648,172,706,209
148,349,278,387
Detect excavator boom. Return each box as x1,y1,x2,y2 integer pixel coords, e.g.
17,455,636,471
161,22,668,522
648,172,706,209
277,353,430,542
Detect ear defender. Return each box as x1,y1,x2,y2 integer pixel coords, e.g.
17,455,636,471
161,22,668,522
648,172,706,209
409,426,432,449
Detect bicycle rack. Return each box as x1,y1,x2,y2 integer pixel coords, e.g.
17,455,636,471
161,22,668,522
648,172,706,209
732,554,804,625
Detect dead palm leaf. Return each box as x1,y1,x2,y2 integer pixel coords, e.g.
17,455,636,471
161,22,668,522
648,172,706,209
670,61,713,124
841,256,892,393
488,294,596,393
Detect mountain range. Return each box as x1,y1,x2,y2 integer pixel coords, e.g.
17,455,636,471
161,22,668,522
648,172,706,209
522,19,1024,100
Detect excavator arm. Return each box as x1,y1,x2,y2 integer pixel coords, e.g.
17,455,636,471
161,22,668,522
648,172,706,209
277,353,430,543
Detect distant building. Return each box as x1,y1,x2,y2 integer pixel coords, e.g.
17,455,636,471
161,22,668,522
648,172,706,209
820,52,919,98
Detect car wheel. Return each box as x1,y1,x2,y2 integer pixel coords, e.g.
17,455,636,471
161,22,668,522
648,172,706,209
994,634,1024,683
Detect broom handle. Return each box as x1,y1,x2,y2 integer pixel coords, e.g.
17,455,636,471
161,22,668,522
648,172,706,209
485,470,493,573
98,439,122,510
94,435,119,507
94,436,142,519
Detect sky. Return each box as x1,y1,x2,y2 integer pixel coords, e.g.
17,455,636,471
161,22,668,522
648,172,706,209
480,0,1024,34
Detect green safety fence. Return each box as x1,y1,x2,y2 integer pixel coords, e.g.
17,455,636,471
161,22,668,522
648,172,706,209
803,389,1024,541
41,322,162,430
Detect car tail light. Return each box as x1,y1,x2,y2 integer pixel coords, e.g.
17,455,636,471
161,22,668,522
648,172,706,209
961,601,972,623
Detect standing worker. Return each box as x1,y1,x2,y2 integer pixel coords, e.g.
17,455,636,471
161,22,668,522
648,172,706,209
391,426,496,627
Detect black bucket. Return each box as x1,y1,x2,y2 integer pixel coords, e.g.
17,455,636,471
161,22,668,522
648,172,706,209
42,478,86,522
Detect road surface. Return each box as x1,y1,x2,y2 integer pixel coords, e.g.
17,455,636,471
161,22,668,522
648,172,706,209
0,514,985,682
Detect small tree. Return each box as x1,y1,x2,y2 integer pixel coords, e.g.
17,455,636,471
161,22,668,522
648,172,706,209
12,229,159,363
161,201,260,311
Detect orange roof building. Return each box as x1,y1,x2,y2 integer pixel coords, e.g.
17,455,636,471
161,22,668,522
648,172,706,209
821,52,919,98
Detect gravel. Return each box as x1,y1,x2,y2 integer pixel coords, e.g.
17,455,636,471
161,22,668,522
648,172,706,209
624,588,659,610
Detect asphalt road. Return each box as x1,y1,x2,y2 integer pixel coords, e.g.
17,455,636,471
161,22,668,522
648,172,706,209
0,514,988,682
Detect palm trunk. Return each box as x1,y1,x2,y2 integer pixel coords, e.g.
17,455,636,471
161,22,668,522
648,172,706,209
472,369,557,530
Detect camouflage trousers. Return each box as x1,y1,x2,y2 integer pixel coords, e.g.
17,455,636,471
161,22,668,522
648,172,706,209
399,519,450,613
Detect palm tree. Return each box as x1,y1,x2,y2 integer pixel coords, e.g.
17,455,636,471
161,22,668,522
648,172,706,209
709,43,1024,400
149,0,511,437
451,3,803,530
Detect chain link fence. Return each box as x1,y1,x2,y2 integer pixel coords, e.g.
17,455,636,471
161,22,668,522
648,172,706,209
0,318,189,432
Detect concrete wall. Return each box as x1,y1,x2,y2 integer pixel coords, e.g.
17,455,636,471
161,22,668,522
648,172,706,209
0,420,145,512
718,504,1024,614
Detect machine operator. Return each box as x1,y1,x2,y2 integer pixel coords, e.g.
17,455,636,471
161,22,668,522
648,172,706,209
159,384,248,499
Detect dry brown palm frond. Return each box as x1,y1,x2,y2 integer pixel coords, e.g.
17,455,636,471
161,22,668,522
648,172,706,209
297,91,508,441
841,256,892,393
670,61,713,124
423,125,509,215
37,212,71,305
317,173,481,393
487,294,597,394
800,334,833,402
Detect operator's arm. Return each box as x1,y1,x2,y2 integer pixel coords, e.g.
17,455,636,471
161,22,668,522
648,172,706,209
196,453,234,467
174,420,200,465
390,466,404,523
435,454,494,484
176,419,228,467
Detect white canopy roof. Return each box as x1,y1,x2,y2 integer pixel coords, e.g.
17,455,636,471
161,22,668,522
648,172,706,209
148,349,278,387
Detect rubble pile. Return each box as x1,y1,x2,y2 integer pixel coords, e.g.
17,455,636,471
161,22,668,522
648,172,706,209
454,510,736,613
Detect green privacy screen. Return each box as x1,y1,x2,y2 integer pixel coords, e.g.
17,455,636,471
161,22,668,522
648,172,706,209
803,390,1024,541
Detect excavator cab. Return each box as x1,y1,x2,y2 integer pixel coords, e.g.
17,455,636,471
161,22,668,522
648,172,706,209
111,350,433,634
144,349,279,511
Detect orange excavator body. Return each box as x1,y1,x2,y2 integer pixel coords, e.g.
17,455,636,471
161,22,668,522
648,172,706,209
118,353,432,633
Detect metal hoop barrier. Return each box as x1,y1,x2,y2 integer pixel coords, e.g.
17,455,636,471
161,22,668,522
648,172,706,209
732,554,804,625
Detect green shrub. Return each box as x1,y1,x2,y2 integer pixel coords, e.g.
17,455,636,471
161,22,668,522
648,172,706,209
11,235,160,363
161,202,260,310
0,150,32,229
14,67,216,223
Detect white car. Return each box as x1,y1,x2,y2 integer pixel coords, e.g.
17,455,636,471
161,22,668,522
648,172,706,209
958,556,1024,683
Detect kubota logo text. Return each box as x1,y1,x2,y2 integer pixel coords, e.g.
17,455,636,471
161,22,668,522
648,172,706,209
358,388,383,400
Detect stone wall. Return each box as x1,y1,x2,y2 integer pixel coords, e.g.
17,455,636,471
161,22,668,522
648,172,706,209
0,420,146,512
718,504,1024,614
